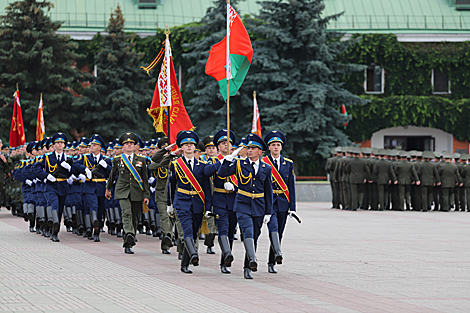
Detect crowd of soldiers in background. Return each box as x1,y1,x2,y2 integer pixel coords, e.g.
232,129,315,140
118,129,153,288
326,146,470,212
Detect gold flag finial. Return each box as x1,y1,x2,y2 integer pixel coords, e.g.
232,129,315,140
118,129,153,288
253,90,256,98
16,83,18,91
40,93,42,101
164,25,170,39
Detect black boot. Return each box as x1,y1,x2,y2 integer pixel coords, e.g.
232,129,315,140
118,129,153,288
108,208,116,230
243,238,257,271
76,210,84,236
84,214,92,238
36,206,45,227
184,237,199,266
116,224,123,237
180,244,193,274
65,207,73,228
149,209,156,231
51,209,60,235
268,263,277,273
218,235,234,268
93,228,100,242
244,268,253,279
46,206,53,227
91,211,99,229
269,232,283,264
51,232,60,242
23,203,30,221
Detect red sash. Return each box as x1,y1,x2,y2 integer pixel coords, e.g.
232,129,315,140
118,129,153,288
216,154,239,187
263,156,290,202
175,158,205,203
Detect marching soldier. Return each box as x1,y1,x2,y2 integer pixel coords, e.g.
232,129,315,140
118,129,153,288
218,133,273,279
106,132,150,254
263,130,295,273
167,131,212,273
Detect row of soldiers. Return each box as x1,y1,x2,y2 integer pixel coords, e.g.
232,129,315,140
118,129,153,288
1,128,297,279
326,147,470,212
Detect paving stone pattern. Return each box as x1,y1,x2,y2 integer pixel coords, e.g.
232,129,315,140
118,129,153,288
0,203,469,312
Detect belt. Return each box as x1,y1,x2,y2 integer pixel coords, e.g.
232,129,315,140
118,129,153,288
56,178,68,182
86,178,106,182
238,189,264,199
273,189,284,195
214,187,234,194
177,188,199,195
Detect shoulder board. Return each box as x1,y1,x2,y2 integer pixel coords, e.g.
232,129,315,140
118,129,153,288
198,160,207,164
284,158,293,163
45,152,52,156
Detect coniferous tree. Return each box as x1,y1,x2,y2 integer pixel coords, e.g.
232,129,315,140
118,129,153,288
0,0,91,142
183,0,252,138
79,5,154,141
245,0,366,160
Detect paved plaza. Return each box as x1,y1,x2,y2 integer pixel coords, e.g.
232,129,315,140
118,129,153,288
0,203,469,313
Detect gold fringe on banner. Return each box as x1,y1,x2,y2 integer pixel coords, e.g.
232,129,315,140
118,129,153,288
199,216,210,235
140,41,166,75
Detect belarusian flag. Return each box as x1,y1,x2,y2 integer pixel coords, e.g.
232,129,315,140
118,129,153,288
36,94,45,141
251,92,261,137
341,104,348,128
205,4,253,101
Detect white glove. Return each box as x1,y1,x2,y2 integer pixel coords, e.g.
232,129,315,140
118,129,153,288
224,154,234,162
224,182,235,191
61,161,71,171
25,179,32,186
167,205,174,215
67,177,73,185
149,177,155,184
263,215,271,224
78,174,86,182
288,211,294,218
85,168,92,179
44,179,47,183
47,174,57,182
99,160,108,168
150,187,155,193
204,211,211,218
71,174,77,180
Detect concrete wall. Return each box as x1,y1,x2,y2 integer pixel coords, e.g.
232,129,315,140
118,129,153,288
371,126,453,152
295,183,332,202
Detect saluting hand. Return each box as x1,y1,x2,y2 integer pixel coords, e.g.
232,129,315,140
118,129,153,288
143,198,149,205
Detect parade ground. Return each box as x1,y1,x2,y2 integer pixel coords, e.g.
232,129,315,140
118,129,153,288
0,203,469,313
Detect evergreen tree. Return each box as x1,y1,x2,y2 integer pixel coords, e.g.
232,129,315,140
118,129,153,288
183,0,252,138
245,0,366,160
0,0,91,143
79,5,154,142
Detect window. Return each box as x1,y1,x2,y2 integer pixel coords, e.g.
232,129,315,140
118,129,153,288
432,69,450,94
364,65,384,94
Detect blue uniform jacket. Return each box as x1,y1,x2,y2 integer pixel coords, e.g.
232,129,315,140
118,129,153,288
218,158,273,217
32,152,72,196
167,157,212,214
204,158,237,211
73,153,111,195
266,155,296,212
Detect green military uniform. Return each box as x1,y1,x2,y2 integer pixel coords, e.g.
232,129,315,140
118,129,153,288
394,152,419,211
454,154,465,211
346,147,370,211
9,153,27,215
438,153,462,212
326,147,341,209
460,154,470,212
106,133,150,251
149,138,175,253
373,149,397,211
0,151,13,208
416,151,440,212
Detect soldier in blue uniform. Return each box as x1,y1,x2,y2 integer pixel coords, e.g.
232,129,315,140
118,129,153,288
263,130,296,273
32,133,72,242
204,129,238,274
218,133,273,279
167,131,212,274
73,134,111,242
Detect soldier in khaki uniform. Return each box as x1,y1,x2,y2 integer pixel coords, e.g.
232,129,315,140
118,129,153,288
438,152,462,212
373,149,397,211
346,147,370,211
416,151,440,212
326,147,341,209
394,151,420,211
106,132,150,254
460,154,470,212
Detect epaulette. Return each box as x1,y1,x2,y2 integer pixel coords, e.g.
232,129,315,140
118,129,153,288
199,159,207,164
284,158,293,163
45,152,52,156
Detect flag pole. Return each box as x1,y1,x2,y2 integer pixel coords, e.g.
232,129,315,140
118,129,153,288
165,25,171,140
226,0,231,152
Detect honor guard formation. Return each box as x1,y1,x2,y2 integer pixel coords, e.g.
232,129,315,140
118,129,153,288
326,147,470,213
0,129,297,279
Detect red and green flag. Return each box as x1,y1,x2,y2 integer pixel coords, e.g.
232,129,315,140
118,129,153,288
205,4,253,101
341,104,348,128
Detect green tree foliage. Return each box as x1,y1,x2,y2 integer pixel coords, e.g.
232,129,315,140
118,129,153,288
244,0,367,160
0,0,91,143
347,96,470,142
77,5,154,142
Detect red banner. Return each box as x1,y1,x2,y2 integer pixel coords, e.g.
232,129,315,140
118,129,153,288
10,89,25,147
147,54,193,145
36,96,45,141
